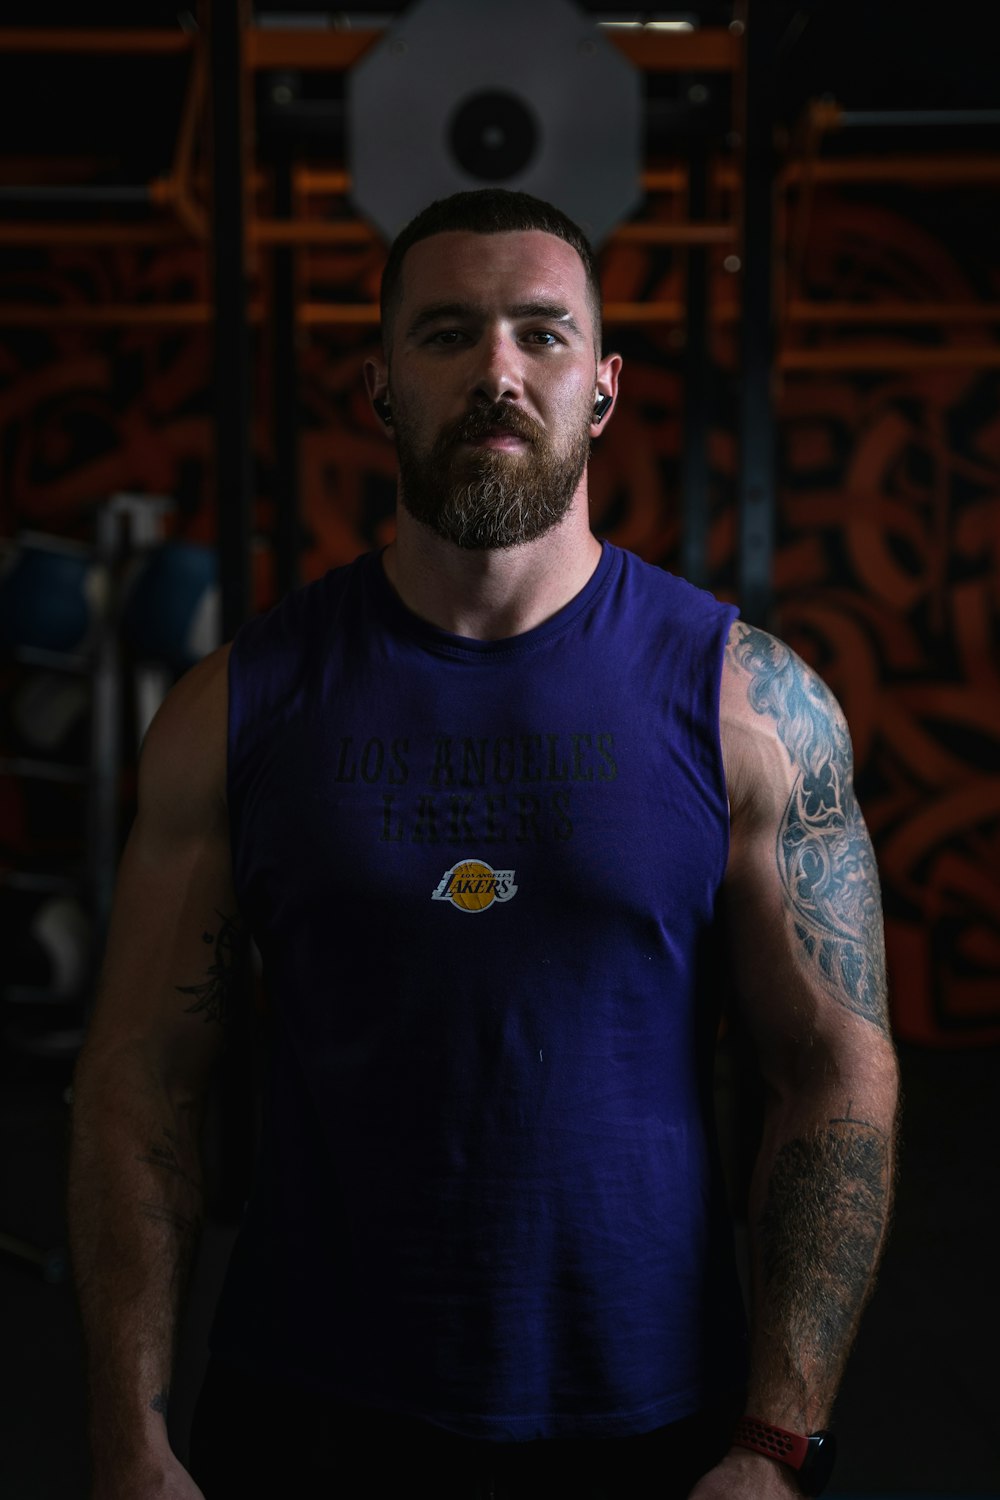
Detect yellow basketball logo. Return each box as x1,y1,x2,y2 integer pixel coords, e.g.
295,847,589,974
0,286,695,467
431,859,518,912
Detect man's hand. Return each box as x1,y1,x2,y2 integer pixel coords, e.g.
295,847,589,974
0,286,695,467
688,1448,801,1500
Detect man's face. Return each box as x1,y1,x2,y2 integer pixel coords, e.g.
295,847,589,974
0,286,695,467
372,230,616,551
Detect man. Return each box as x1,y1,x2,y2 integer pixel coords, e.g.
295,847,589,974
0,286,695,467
69,189,898,1500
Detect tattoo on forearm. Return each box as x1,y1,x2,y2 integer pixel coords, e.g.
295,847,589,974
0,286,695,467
732,625,889,1033
176,910,243,1026
138,1202,201,1238
150,1390,169,1417
136,1125,201,1191
757,1120,892,1404
139,1199,203,1291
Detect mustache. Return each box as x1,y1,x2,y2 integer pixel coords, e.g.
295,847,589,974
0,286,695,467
439,402,542,449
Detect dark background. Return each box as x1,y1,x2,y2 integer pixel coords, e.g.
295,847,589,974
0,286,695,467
1,4,998,1496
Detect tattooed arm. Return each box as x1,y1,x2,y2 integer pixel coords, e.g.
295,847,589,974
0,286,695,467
693,623,899,1499
69,645,239,1500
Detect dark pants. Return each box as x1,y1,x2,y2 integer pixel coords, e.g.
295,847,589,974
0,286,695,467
189,1360,741,1499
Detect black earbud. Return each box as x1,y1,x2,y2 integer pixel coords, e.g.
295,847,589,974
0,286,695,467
593,394,612,422
374,398,393,426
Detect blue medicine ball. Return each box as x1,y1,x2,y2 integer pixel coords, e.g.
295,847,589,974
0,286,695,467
0,540,101,654
120,540,220,671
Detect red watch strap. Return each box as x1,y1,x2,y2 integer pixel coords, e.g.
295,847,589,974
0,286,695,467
732,1416,811,1470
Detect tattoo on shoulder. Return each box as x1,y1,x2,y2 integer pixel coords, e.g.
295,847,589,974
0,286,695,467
730,623,890,1034
177,910,243,1026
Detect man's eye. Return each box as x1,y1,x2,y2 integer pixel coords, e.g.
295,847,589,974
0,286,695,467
525,331,560,347
428,329,464,345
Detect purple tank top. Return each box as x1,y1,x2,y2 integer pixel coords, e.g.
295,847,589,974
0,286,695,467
212,541,748,1438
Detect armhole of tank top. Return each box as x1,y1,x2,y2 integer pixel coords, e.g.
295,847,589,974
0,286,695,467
712,605,740,878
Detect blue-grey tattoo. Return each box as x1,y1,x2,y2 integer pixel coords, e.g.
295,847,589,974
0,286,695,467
732,624,889,1033
758,1118,892,1396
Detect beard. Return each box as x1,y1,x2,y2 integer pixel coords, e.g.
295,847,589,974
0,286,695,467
393,398,591,551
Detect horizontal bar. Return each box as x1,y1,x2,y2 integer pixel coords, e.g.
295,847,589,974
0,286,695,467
295,166,694,198
786,301,1000,325
0,184,151,205
246,25,740,73
295,168,351,195
8,644,92,672
0,304,219,326
613,222,737,245
0,27,193,54
251,218,738,248
837,109,1000,130
250,220,378,245
607,27,741,71
0,223,190,245
781,344,1000,371
287,158,1000,198
292,158,1000,200
3,985,84,1008
781,154,1000,185
603,300,685,324
0,870,82,894
0,757,89,784
300,303,379,326
245,26,379,69
0,155,115,182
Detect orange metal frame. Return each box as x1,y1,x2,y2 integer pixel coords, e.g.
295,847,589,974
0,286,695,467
0,19,997,370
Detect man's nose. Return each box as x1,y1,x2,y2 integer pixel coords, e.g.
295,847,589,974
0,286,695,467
469,331,524,406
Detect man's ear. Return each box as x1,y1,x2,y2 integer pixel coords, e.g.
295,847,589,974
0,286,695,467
364,357,393,431
590,351,623,436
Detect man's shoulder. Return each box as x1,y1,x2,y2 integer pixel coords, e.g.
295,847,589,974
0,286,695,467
721,620,847,734
720,620,851,822
147,643,230,741
719,627,851,828
139,644,231,820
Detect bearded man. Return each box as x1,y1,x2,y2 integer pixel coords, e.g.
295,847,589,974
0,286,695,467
69,189,898,1500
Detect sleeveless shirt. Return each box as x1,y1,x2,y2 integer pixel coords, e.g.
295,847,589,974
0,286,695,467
211,541,748,1439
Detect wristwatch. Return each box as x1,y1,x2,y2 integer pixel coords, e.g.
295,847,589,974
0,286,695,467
732,1416,837,1495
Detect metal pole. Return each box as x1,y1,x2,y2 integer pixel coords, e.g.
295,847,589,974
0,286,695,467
680,133,711,592
208,0,256,1225
737,1,777,629
273,146,301,599
210,0,254,640
727,3,779,1226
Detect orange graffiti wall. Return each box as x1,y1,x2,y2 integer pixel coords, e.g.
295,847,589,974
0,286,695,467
0,189,997,1046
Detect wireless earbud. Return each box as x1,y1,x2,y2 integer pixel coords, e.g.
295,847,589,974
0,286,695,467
593,394,612,421
374,398,393,426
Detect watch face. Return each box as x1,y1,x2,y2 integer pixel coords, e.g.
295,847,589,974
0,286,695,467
799,1432,837,1496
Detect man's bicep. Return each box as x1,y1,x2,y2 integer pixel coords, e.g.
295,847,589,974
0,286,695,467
722,623,890,1059
87,819,240,1085
82,649,239,1093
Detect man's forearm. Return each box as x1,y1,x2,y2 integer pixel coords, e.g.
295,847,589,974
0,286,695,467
743,1063,898,1431
68,1047,205,1476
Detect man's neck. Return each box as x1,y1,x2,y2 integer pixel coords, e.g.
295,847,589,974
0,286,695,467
383,506,603,642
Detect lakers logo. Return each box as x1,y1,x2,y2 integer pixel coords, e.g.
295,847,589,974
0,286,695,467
431,859,518,912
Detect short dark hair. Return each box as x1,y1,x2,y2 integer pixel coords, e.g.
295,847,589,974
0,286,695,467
379,188,603,350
